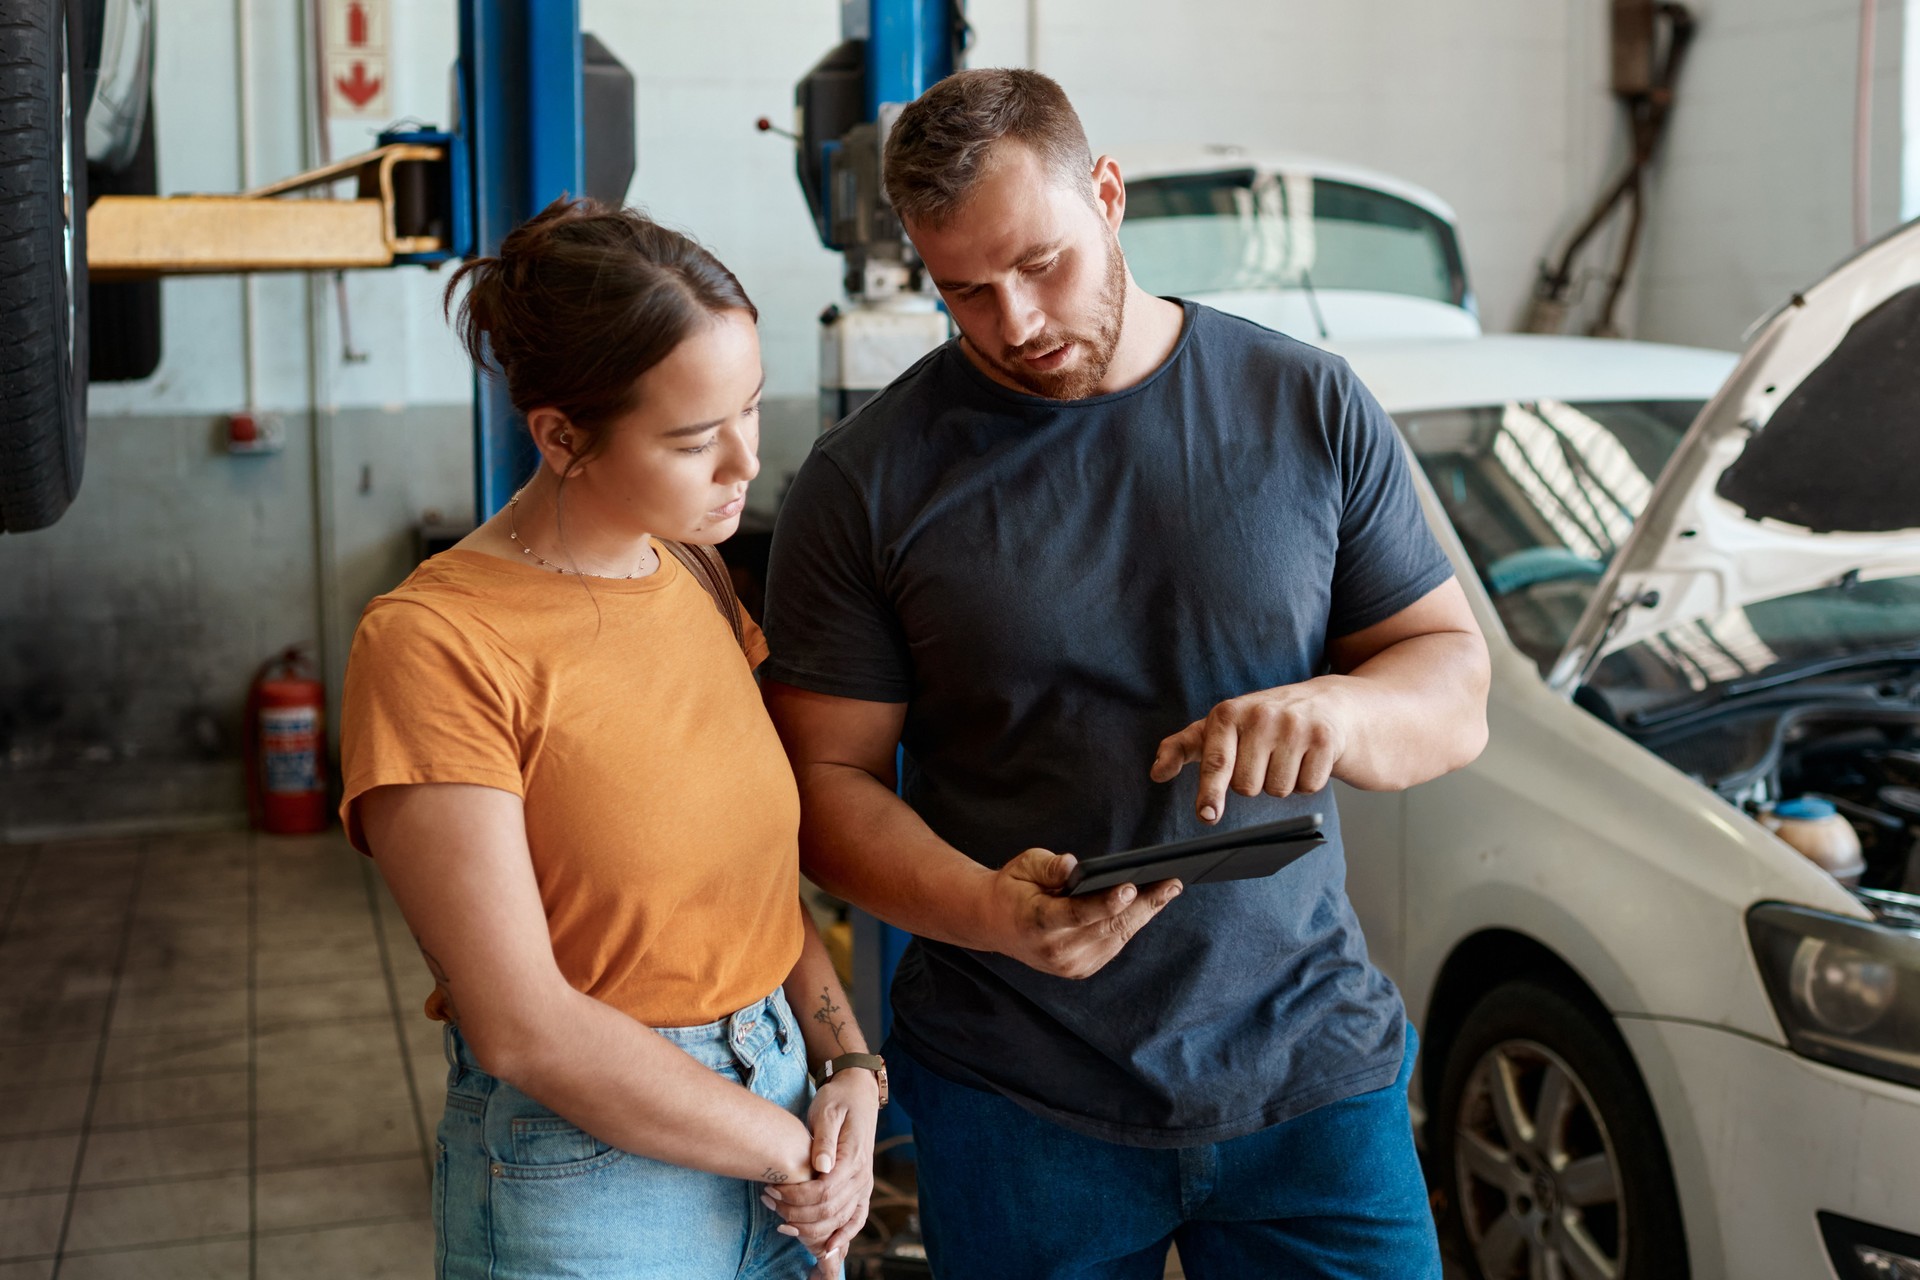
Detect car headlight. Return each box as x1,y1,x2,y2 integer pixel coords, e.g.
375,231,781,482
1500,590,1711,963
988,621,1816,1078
1747,902,1920,1089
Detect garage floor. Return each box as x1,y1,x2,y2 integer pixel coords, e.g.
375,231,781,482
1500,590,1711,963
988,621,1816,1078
0,830,437,1279
1,830,1455,1279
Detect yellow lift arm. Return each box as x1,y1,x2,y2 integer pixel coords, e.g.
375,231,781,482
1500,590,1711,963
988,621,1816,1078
87,142,448,281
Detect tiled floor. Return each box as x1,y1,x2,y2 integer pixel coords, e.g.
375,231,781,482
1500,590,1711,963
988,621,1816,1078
0,828,1455,1280
0,828,438,1279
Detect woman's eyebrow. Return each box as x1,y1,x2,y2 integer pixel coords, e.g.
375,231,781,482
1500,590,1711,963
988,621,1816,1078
662,374,767,437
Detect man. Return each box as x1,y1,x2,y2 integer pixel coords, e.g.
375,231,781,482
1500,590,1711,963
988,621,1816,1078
762,68,1489,1278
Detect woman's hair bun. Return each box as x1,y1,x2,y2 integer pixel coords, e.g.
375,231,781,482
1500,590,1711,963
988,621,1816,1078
445,197,756,459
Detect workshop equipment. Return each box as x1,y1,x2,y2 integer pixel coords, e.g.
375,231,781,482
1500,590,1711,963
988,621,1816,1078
793,1,965,430
245,647,329,835
0,0,630,533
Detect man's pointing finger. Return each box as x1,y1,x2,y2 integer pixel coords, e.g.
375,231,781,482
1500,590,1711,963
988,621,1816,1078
1150,720,1203,783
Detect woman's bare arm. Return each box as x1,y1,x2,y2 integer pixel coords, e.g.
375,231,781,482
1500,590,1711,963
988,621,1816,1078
772,905,876,1261
360,781,816,1184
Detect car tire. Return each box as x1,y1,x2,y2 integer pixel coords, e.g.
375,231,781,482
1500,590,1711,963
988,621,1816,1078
0,0,89,534
1435,979,1688,1280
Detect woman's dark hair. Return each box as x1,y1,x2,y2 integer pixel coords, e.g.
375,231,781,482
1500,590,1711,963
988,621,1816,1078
445,198,757,466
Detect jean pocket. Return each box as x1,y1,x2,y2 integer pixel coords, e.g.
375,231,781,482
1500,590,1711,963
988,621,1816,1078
500,1116,624,1179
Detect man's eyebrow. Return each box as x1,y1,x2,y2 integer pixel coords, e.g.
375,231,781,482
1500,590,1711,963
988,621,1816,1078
662,374,766,437
933,241,1063,292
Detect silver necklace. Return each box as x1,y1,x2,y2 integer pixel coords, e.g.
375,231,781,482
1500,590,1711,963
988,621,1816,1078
506,490,655,580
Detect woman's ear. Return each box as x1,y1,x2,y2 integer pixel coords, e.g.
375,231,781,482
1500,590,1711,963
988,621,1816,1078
525,407,581,476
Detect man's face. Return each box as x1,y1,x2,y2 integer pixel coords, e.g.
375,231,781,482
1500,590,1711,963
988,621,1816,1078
907,144,1128,401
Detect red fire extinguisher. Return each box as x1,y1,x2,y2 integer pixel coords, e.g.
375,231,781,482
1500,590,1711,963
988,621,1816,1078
245,647,330,834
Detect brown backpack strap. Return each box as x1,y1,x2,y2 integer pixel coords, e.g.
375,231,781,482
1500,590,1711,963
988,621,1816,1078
661,540,746,652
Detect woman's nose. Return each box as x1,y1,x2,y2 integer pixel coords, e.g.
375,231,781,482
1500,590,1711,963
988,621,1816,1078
719,426,759,484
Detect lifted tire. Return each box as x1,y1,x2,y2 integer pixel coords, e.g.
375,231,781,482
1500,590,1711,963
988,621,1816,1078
1435,979,1689,1280
0,0,90,533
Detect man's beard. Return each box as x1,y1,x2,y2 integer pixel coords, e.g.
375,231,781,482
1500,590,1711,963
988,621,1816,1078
982,230,1128,401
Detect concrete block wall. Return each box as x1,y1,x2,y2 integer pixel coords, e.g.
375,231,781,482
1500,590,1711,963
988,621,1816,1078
969,0,1620,337
0,406,470,839
3,0,1913,834
1634,0,1910,349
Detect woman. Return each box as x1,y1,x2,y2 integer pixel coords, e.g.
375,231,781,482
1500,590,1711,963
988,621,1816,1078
339,199,877,1279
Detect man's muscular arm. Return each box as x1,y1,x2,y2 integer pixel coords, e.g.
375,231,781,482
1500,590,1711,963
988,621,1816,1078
1151,578,1490,822
763,684,1181,980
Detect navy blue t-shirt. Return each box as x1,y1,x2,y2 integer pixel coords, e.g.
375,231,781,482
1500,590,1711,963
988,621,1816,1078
762,301,1454,1146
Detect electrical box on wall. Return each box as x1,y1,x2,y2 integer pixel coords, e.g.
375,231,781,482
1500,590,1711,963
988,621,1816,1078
1611,0,1658,97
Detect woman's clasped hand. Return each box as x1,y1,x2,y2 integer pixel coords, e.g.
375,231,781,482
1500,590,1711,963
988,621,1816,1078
764,1070,880,1273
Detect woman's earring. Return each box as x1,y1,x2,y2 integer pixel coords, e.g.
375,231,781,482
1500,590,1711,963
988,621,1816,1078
559,433,573,449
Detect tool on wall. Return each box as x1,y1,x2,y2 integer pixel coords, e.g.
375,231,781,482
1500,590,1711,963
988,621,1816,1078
1523,1,1696,338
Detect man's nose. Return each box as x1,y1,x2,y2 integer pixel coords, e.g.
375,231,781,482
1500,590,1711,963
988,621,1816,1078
995,284,1044,350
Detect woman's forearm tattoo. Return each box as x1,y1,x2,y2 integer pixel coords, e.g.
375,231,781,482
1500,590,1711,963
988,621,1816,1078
812,986,850,1052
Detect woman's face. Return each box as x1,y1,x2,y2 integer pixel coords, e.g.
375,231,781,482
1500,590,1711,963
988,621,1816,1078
571,308,764,545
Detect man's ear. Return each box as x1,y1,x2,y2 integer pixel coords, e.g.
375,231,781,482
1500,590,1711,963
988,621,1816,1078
1091,155,1125,234
525,406,582,477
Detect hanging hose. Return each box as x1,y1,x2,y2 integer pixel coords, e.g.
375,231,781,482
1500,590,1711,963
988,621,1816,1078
1524,2,1696,338
1853,0,1878,248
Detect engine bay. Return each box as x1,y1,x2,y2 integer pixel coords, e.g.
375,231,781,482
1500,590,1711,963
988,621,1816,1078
1589,681,1920,896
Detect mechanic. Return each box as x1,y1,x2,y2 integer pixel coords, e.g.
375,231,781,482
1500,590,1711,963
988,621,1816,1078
761,69,1491,1278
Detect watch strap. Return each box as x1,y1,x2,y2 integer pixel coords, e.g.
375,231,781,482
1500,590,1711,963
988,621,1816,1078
821,1052,888,1106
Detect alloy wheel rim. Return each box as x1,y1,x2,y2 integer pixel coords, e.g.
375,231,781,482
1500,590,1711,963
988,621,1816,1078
1454,1038,1626,1280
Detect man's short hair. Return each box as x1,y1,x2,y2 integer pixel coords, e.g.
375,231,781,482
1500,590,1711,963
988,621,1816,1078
883,69,1094,228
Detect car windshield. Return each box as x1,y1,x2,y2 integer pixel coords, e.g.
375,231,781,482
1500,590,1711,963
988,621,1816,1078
1394,399,1704,671
1120,169,1467,306
1588,575,1920,713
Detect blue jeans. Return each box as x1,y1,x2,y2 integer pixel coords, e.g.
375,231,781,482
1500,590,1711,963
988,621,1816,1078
888,1025,1440,1280
433,989,818,1279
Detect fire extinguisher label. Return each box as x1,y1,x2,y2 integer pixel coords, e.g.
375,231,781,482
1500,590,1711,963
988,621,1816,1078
260,706,321,795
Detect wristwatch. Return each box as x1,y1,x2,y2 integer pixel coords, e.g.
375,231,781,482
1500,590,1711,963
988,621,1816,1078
820,1052,889,1108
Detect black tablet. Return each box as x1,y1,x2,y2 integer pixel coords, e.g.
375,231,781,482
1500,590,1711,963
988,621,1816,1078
1060,814,1326,897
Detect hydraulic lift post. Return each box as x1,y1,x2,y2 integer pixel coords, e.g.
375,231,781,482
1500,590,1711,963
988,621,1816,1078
460,0,586,519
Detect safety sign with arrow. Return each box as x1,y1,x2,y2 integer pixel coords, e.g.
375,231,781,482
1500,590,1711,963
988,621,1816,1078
324,0,390,119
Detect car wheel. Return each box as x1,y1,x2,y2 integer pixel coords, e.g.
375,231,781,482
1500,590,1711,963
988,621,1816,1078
0,0,90,533
1435,980,1688,1280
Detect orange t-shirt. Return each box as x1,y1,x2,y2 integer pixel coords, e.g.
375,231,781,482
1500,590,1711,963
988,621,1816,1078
338,545,803,1028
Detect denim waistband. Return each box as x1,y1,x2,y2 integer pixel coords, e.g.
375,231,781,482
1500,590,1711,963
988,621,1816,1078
650,989,789,1048
442,987,794,1077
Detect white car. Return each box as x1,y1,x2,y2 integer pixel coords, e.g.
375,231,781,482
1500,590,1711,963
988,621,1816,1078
1332,220,1920,1280
1114,146,1480,344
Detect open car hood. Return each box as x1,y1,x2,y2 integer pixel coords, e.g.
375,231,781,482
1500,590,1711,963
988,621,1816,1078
1550,218,1920,690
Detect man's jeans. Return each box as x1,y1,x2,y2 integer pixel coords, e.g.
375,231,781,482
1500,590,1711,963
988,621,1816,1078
887,1025,1442,1280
